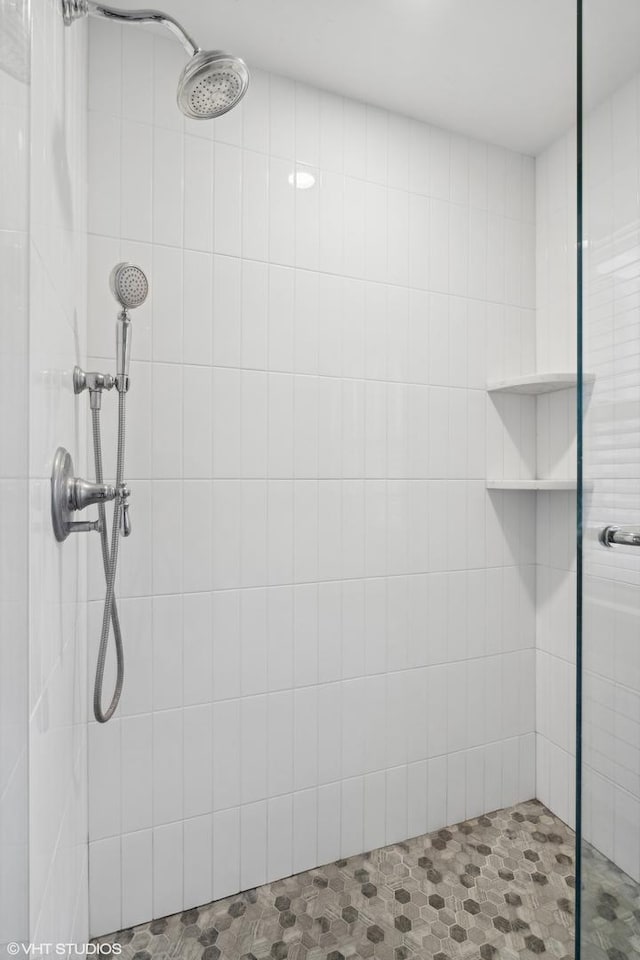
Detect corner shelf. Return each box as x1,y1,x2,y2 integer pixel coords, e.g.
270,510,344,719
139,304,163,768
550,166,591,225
486,479,577,491
487,372,594,395
486,370,589,493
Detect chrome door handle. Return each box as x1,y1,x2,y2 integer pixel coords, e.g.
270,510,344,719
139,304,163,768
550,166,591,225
599,525,640,548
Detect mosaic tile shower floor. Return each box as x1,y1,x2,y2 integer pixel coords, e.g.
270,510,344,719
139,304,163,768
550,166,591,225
96,799,584,959
581,842,640,960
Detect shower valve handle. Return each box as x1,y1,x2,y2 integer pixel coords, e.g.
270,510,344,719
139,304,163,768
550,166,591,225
121,502,132,537
117,484,132,537
72,477,117,512
51,447,116,542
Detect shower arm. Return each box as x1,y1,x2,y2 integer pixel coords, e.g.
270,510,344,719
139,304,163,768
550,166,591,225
62,1,200,57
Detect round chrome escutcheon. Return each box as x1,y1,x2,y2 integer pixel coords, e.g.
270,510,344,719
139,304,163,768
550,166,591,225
51,446,75,542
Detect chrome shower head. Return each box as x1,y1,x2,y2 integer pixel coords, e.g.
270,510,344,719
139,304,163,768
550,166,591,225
109,262,149,313
63,4,250,121
177,50,250,120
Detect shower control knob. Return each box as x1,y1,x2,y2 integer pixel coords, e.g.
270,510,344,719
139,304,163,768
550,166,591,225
51,447,116,542
72,477,117,511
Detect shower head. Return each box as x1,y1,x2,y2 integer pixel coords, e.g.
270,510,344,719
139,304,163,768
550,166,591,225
109,263,148,383
109,262,149,313
177,50,250,120
63,3,250,120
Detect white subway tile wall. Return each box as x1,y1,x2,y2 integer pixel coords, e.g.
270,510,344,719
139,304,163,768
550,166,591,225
0,0,30,948
28,0,90,948
86,21,538,934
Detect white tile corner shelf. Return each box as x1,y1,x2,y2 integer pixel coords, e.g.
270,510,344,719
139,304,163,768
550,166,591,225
486,479,577,491
486,372,595,395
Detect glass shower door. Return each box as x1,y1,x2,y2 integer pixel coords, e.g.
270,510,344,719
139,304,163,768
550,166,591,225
580,1,640,956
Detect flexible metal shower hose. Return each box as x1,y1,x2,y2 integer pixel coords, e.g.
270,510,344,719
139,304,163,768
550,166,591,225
92,392,126,723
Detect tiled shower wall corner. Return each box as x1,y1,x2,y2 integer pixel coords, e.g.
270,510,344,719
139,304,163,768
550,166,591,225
534,130,578,830
86,20,538,936
0,0,30,949
28,0,89,944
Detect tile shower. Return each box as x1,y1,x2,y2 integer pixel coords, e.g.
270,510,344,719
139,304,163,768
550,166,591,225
85,17,540,937
6,1,640,957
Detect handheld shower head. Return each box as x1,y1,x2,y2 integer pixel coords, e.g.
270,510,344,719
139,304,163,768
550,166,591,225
177,51,250,120
109,262,149,313
109,263,148,382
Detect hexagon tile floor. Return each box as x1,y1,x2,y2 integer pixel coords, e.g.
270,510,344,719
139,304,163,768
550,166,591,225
581,841,640,960
95,799,582,959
